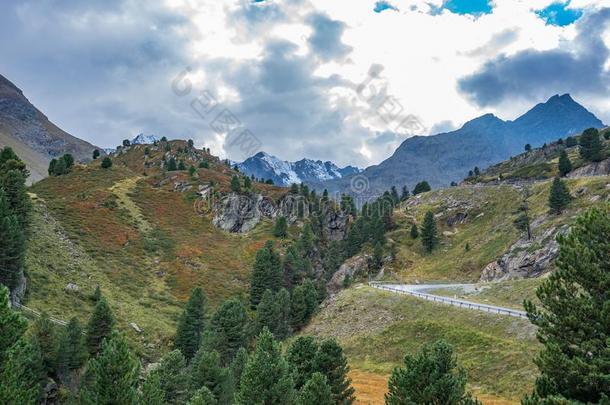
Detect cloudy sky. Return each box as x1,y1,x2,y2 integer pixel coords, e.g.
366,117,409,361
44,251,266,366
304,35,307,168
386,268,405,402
0,0,609,167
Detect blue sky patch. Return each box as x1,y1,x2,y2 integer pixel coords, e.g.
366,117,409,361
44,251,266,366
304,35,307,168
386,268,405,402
536,2,583,26
374,1,398,13
440,0,493,16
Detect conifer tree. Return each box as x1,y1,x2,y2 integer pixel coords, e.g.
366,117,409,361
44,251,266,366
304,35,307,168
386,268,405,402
410,223,419,239
283,244,306,290
548,177,571,215
257,289,280,337
400,186,410,201
0,338,44,404
290,280,318,331
372,242,383,272
275,288,292,340
273,216,288,238
230,347,248,390
579,128,603,162
524,208,610,402
230,175,241,193
210,298,248,365
93,149,100,159
101,157,113,168
190,349,233,405
85,296,115,356
175,287,206,361
80,331,140,405
56,317,86,375
189,165,197,177
0,285,27,367
178,160,187,170
297,224,315,257
296,372,333,405
1,168,31,228
250,241,282,307
243,176,252,190
235,329,295,405
385,340,479,405
565,136,577,147
314,338,355,404
412,181,431,195
139,372,165,405
420,211,439,253
557,149,572,177
152,350,189,404
31,312,58,375
0,189,26,291
287,336,320,389
188,387,217,405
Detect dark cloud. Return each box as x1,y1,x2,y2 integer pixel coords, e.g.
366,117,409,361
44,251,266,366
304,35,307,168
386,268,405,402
307,13,353,61
458,8,610,107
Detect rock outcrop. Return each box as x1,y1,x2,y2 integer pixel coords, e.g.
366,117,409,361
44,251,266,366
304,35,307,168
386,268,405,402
567,158,610,178
327,255,370,293
212,193,277,233
480,224,567,282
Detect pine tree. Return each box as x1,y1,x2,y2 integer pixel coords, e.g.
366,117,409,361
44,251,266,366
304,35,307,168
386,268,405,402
273,216,288,238
190,349,233,405
210,298,248,365
188,387,217,405
525,144,532,152
0,338,44,404
287,336,320,389
296,372,333,405
151,350,189,404
230,175,241,193
385,340,479,405
101,157,113,168
524,208,610,402
283,244,307,290
243,176,252,190
420,211,439,253
557,149,572,177
250,241,282,308
275,288,291,340
175,287,206,361
56,317,86,374
31,312,57,375
230,347,248,390
178,160,187,170
139,372,165,405
314,338,355,404
235,329,295,405
410,223,419,239
290,280,318,331
400,186,410,201
412,181,431,195
0,285,27,366
93,149,100,159
579,128,603,162
548,177,571,215
1,168,31,229
189,165,197,177
257,289,280,337
92,285,102,302
85,296,115,356
372,242,383,271
0,189,26,291
80,331,140,405
565,136,577,147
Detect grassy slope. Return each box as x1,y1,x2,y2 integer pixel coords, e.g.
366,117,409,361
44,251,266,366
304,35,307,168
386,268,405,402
25,142,286,359
306,285,539,403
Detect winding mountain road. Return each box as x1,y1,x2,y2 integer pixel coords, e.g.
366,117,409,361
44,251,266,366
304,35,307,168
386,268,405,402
369,283,528,319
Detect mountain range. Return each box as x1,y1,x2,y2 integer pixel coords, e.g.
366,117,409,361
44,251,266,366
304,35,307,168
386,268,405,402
0,74,99,182
311,94,604,198
236,151,361,186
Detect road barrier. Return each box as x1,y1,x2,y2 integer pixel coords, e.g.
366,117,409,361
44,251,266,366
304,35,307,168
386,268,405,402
369,282,528,319
12,302,69,326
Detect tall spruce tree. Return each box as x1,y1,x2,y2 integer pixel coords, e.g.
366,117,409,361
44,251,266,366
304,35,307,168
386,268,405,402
579,128,603,162
31,312,58,375
188,387,217,405
0,189,26,291
175,287,206,361
412,181,431,195
85,296,115,356
557,149,572,177
56,317,86,375
287,336,320,389
548,177,571,215
410,223,419,239
230,347,248,390
139,372,165,405
250,241,282,308
420,211,439,253
257,289,280,337
314,338,355,404
210,298,248,365
524,208,610,402
0,338,45,404
235,329,295,405
0,285,27,366
1,168,31,229
275,288,292,340
385,340,479,405
290,280,318,331
230,175,241,193
190,349,233,405
296,372,334,405
273,216,288,238
80,331,140,405
151,349,189,404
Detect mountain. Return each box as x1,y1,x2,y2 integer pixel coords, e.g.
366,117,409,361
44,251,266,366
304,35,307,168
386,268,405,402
237,151,361,186
0,74,100,182
316,94,604,198
131,133,159,145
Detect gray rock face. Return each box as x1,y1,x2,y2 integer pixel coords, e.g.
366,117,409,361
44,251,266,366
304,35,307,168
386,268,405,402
480,224,567,282
212,193,276,233
327,255,370,293
568,158,610,178
323,208,349,241
9,270,26,307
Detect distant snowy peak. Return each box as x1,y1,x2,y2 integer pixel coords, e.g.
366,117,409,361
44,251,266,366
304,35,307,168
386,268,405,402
237,152,362,186
131,133,159,145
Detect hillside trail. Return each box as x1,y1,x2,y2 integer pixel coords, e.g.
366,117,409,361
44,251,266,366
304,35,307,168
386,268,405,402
109,176,152,233
369,282,528,318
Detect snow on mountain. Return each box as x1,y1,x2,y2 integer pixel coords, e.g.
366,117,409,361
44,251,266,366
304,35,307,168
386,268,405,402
131,133,159,145
237,152,361,186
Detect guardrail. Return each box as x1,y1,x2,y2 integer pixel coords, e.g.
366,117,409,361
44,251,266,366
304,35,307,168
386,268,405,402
369,282,528,319
12,303,69,326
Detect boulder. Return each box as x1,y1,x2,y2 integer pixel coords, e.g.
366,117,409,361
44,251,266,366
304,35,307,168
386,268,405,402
213,193,276,233
64,283,80,293
129,322,143,334
568,158,610,178
327,255,370,293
